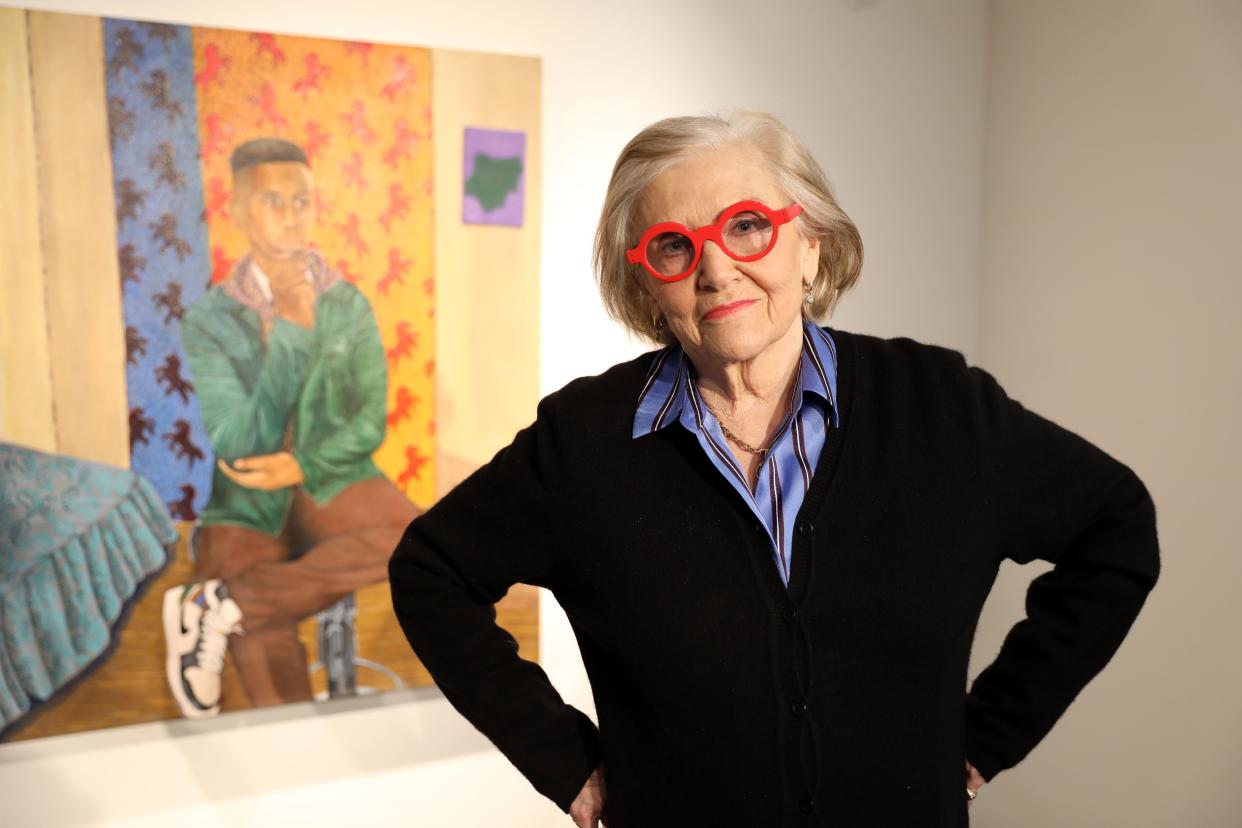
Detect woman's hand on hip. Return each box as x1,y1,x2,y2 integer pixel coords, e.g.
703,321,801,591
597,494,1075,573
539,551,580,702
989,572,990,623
569,766,607,828
966,758,987,809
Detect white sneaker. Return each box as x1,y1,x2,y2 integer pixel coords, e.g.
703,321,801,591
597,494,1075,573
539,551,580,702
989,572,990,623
163,579,243,719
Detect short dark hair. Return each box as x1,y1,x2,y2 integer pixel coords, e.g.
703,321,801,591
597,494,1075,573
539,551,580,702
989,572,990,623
229,138,309,175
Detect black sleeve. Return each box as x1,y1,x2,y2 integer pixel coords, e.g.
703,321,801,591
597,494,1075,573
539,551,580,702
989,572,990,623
388,392,599,812
962,364,1160,783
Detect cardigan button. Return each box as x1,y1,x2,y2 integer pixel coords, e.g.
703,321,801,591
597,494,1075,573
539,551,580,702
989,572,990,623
796,521,813,536
781,605,797,622
798,797,815,814
790,701,807,717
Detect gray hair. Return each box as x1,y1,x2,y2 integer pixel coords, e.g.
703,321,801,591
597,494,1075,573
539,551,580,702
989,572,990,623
593,111,863,345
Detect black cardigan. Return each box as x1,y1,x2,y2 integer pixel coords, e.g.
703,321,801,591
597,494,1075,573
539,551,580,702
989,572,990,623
388,326,1160,827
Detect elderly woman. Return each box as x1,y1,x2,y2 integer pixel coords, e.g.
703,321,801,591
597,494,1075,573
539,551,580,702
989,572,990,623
388,111,1159,827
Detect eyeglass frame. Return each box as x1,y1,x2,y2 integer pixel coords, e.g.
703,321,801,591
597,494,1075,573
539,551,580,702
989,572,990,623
625,200,805,283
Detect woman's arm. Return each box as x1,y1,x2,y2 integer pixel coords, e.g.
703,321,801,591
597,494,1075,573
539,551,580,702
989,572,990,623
962,364,1161,783
388,392,600,813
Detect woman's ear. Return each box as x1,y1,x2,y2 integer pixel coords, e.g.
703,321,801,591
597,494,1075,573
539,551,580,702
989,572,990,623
802,235,821,284
637,275,659,314
646,296,662,328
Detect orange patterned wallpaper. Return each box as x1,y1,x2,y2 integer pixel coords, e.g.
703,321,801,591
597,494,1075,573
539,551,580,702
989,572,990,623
192,29,435,506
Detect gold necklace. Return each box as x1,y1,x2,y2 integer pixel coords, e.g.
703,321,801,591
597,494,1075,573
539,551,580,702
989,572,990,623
713,413,768,455
701,380,797,456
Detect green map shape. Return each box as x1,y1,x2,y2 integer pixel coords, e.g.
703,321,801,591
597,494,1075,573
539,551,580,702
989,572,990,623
465,153,523,212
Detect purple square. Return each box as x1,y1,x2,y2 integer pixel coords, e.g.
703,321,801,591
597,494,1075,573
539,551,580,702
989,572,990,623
463,127,526,227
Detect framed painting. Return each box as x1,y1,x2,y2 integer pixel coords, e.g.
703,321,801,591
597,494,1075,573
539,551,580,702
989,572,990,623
0,8,541,740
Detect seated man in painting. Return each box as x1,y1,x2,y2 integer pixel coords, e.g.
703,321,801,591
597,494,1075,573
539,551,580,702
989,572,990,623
164,138,418,718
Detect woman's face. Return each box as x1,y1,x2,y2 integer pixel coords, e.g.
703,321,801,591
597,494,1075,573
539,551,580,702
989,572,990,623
635,144,819,371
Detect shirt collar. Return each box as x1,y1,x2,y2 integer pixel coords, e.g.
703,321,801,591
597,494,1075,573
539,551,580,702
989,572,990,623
220,250,340,319
632,321,840,439
247,256,315,303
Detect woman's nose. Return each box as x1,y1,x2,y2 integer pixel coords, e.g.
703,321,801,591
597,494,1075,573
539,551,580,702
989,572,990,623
695,240,739,289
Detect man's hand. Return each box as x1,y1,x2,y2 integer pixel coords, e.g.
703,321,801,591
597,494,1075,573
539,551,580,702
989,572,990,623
218,452,304,491
273,279,317,330
269,254,316,330
569,767,607,828
966,759,987,810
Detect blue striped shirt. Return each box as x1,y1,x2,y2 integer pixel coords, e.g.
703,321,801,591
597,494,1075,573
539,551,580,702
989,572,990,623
632,323,840,585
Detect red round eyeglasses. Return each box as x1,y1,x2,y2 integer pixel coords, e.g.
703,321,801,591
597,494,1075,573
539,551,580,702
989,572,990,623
625,200,804,282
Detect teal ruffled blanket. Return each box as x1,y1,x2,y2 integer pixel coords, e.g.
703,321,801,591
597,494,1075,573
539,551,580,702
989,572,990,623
0,443,177,737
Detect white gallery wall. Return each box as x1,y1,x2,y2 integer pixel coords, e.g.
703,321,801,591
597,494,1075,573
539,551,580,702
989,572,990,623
1,1,1235,826
971,2,1241,826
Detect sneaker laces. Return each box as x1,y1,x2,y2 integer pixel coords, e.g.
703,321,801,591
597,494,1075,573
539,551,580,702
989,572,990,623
197,607,237,674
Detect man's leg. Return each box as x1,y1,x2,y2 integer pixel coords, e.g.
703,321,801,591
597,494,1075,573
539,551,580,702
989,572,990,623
221,475,419,629
194,524,315,707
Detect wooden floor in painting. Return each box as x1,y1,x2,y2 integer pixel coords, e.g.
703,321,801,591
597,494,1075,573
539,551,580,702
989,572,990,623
9,522,539,742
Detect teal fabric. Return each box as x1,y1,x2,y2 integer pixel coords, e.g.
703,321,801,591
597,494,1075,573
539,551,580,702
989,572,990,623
0,443,177,735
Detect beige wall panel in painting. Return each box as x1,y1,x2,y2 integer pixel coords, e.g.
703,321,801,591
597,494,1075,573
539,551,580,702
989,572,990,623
0,9,57,452
431,49,541,493
27,12,128,467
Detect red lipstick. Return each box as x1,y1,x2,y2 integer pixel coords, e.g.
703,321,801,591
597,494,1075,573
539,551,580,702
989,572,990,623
701,299,758,321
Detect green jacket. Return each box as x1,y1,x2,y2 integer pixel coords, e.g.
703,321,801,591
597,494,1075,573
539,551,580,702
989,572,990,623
182,258,387,535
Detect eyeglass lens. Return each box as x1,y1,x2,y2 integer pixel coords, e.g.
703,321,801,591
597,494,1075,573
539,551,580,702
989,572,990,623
645,209,775,278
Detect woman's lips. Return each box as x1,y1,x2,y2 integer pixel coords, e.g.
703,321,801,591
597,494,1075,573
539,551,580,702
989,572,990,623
701,299,758,321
